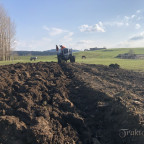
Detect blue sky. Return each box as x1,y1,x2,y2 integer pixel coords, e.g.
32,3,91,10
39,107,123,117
1,0,144,51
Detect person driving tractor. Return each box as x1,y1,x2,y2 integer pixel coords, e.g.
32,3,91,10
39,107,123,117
56,45,66,52
60,45,66,51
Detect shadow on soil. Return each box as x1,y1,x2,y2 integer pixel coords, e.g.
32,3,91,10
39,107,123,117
61,63,144,144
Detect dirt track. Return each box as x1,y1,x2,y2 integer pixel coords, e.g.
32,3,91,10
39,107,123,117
0,62,144,144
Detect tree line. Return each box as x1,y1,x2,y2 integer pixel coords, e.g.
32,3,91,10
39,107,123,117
0,4,15,61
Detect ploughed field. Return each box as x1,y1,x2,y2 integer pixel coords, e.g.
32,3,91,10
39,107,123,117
0,62,144,144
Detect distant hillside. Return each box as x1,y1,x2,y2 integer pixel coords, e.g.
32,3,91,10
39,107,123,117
14,49,79,56
73,48,144,59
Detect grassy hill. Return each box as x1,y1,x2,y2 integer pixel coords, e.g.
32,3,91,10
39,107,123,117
74,48,144,59
73,48,144,72
0,48,144,72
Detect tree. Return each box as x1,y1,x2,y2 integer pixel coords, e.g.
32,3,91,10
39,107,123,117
128,49,134,55
0,4,15,61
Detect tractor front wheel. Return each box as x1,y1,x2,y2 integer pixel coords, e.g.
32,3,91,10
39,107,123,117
58,57,61,64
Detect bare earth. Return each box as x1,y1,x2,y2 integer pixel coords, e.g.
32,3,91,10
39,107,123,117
0,62,144,144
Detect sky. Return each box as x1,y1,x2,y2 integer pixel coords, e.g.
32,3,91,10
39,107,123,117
0,0,144,51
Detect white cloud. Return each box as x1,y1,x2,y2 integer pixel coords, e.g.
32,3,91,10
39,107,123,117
43,26,50,31
80,22,105,32
106,21,124,27
135,24,141,29
137,16,143,20
73,39,103,50
63,32,74,41
104,20,129,27
124,10,143,22
136,10,141,14
114,31,144,48
124,14,136,21
124,16,129,21
115,40,144,48
16,40,27,48
64,32,74,39
43,26,67,36
105,10,143,30
129,31,144,41
50,28,66,36
59,32,74,45
16,26,75,51
16,37,52,51
131,15,136,19
76,40,94,44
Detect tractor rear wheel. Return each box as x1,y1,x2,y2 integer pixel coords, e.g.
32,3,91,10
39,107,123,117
70,56,75,63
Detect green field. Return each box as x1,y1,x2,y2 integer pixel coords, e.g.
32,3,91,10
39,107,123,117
74,48,144,72
1,48,144,72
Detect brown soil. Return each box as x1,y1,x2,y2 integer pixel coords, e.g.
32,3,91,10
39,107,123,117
0,62,144,144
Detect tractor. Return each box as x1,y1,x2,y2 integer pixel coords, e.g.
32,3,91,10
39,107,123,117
56,45,75,63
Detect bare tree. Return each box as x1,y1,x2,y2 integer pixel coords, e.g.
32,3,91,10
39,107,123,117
0,4,16,61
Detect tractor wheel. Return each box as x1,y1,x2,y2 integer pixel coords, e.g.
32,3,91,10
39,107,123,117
58,57,61,64
70,56,75,63
70,57,72,63
72,56,75,62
